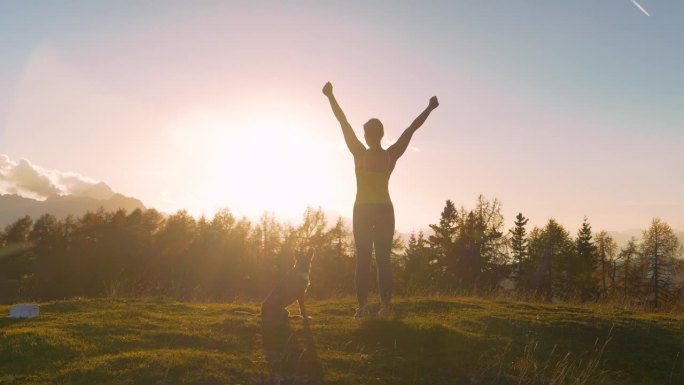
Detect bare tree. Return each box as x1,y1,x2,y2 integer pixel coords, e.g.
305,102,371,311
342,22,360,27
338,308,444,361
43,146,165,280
595,231,617,297
616,237,642,296
641,219,684,307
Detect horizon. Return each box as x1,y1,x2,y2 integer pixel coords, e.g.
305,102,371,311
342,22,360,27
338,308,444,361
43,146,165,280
1,183,682,239
1,1,682,234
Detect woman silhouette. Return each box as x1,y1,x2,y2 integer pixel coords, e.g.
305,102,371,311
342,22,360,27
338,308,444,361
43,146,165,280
323,82,438,318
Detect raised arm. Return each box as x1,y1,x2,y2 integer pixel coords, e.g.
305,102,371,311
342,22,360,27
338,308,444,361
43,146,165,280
322,82,365,155
388,96,439,160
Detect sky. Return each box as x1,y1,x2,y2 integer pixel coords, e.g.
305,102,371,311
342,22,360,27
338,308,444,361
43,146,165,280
0,0,682,233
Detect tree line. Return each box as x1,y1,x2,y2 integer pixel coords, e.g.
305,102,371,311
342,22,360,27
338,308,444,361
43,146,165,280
1,196,682,307
406,197,684,307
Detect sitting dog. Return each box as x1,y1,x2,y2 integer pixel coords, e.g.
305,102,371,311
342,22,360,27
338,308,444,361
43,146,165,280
260,248,314,324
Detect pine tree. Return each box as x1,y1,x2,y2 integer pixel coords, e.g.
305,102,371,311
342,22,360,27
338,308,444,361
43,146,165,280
575,217,597,299
428,200,458,287
428,197,507,292
527,219,575,301
509,213,529,285
401,230,432,293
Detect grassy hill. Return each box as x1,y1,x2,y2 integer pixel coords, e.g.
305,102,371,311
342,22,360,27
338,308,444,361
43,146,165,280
1,297,683,385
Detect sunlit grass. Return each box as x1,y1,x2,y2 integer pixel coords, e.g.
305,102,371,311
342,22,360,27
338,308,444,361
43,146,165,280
1,296,683,384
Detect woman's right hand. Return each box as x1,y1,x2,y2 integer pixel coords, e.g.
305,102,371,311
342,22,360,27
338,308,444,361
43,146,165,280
322,82,333,97
428,96,439,110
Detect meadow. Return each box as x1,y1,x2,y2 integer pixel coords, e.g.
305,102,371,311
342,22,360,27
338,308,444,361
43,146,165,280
1,296,683,385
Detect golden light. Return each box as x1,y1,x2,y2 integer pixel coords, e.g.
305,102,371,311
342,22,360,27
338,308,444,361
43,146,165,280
165,105,344,220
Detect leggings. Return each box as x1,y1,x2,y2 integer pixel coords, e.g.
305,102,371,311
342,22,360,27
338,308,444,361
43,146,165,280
353,203,394,306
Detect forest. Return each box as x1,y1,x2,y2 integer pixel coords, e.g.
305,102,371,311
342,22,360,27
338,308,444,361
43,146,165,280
1,196,682,308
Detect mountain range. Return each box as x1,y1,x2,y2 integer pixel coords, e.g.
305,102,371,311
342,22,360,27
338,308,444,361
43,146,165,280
0,193,145,227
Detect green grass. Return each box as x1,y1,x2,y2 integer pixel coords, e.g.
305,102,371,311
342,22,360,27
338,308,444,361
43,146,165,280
1,297,684,384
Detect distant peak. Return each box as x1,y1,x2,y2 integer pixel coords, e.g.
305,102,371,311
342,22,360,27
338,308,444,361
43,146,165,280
72,182,114,200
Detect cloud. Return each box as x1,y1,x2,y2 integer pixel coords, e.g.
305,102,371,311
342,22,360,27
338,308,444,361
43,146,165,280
0,154,113,200
0,154,13,170
9,159,61,197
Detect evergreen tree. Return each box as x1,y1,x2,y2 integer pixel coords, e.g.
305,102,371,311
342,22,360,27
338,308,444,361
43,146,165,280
401,230,432,293
509,212,529,285
428,196,507,292
527,219,576,301
575,217,597,299
428,200,458,287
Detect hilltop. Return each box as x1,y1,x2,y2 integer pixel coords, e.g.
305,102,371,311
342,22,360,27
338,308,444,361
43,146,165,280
2,297,683,384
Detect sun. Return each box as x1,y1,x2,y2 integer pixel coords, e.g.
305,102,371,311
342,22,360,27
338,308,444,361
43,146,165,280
167,107,345,221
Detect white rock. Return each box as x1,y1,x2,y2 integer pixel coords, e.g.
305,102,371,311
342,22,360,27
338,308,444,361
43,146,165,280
9,303,40,318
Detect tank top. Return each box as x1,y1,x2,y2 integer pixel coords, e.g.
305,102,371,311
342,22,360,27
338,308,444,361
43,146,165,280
355,150,392,206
